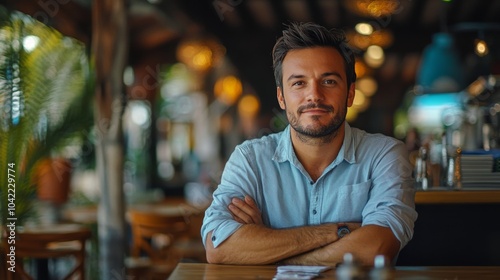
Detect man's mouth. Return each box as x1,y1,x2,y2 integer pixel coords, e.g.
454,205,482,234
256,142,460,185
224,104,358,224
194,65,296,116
299,103,333,114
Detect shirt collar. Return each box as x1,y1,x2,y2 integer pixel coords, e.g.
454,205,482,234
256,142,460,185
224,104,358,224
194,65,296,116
342,122,357,164
273,123,357,165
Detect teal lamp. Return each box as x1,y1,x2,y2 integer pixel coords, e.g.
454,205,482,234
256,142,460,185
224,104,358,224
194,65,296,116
415,33,464,94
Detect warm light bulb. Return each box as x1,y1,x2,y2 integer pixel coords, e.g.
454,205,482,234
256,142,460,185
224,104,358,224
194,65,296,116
352,89,370,112
214,76,243,105
366,45,384,59
355,60,368,78
364,45,385,68
238,94,260,118
475,39,488,56
356,77,378,97
355,23,373,35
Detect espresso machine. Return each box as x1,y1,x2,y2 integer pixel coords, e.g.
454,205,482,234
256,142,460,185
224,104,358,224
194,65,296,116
461,75,500,151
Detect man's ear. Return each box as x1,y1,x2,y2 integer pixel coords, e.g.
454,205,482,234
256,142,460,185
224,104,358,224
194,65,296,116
277,87,285,109
347,83,355,107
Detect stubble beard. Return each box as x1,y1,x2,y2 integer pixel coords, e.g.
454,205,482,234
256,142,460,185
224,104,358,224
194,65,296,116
285,102,347,144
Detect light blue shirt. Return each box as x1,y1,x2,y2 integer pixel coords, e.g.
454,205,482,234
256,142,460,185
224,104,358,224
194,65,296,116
202,123,417,250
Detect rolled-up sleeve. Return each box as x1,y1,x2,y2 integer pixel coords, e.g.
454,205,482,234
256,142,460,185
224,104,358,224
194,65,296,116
201,145,259,248
201,200,242,247
361,141,418,249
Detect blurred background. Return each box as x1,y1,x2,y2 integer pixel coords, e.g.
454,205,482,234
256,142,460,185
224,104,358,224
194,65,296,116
4,0,500,197
2,0,500,278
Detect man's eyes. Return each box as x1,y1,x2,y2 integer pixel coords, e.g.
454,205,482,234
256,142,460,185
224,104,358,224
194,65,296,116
323,79,337,85
290,80,338,87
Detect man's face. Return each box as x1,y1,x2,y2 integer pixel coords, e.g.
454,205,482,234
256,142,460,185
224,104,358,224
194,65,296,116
277,47,355,138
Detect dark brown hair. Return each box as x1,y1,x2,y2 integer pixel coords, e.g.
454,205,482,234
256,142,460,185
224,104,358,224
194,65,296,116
272,22,357,89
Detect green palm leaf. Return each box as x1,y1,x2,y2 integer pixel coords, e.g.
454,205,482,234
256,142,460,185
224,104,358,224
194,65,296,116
0,6,94,226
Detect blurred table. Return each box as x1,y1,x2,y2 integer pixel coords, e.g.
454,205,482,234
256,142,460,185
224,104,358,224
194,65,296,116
3,223,91,280
168,263,500,280
63,197,207,224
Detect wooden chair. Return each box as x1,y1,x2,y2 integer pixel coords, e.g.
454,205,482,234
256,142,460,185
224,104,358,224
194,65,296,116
126,208,191,280
171,210,207,263
2,224,91,280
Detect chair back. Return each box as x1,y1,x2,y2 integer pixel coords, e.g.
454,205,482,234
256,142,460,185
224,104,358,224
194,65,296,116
128,209,190,261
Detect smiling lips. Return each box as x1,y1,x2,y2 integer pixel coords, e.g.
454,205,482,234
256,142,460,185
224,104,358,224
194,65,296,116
298,103,333,114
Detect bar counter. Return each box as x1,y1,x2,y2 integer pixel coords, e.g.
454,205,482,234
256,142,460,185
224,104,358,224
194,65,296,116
415,189,500,204
398,188,500,266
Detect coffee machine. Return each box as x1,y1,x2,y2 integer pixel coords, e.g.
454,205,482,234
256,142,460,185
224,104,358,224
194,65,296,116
461,75,500,151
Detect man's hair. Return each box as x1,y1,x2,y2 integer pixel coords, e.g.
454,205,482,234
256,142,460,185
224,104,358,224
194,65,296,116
272,22,357,89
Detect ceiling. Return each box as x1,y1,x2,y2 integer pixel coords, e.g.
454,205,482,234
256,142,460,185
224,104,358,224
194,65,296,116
4,0,500,134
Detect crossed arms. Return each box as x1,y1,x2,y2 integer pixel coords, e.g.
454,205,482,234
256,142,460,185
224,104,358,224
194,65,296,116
205,196,400,266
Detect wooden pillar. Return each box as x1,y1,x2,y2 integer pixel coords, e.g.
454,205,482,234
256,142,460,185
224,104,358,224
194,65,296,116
91,0,128,277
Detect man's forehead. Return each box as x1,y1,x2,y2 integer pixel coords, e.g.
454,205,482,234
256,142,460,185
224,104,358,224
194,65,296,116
282,47,346,76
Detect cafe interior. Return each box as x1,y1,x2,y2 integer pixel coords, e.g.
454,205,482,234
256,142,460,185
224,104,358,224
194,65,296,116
1,0,500,279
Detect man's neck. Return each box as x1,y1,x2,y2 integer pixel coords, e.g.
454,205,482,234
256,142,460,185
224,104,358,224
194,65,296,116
291,123,346,182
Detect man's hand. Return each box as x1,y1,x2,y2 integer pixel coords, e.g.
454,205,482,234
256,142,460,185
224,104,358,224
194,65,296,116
228,195,263,224
281,224,397,266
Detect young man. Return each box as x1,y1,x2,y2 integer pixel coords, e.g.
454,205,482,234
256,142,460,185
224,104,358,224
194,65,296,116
201,22,417,266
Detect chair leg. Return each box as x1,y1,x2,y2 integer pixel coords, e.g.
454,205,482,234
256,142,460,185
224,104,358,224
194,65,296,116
63,253,85,280
7,258,33,280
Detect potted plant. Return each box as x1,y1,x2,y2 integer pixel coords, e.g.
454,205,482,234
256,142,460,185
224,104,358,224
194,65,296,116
0,6,94,228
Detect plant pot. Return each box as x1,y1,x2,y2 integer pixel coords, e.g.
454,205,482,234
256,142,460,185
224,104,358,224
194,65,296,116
35,158,72,205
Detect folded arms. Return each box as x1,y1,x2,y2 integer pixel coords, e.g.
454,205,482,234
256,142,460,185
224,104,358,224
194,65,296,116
205,196,399,266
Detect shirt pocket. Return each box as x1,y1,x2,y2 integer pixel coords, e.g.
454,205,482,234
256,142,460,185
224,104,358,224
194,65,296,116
334,180,372,221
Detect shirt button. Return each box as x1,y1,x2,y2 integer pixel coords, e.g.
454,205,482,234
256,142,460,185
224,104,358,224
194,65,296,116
312,209,317,215
212,236,216,241
310,181,314,185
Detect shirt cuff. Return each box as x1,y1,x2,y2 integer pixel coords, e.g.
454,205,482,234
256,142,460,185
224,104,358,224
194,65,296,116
203,220,243,248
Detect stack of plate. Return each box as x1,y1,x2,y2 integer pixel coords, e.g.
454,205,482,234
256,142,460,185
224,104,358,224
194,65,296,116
461,151,500,188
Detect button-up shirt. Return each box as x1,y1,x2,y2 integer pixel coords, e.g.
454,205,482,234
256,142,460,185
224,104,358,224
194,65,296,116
202,123,417,250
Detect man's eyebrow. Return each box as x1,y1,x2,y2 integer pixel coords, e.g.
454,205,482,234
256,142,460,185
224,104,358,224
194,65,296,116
286,74,305,81
321,72,343,80
286,72,344,82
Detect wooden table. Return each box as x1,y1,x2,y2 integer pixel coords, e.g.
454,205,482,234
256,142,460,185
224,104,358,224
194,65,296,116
2,223,92,280
168,263,500,279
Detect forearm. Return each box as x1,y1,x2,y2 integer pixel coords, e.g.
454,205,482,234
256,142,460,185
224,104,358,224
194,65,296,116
205,223,339,265
282,225,400,266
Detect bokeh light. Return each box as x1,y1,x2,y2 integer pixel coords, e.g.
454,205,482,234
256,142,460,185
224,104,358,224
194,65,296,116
214,75,243,106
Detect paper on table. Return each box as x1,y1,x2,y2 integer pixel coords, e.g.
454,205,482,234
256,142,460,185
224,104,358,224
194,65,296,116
273,271,317,280
277,265,331,273
273,266,332,280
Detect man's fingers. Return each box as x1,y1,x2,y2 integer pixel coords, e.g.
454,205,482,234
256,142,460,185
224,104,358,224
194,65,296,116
232,198,258,215
244,195,258,208
229,196,263,224
228,203,254,224
230,212,245,224
244,196,263,224
238,197,261,222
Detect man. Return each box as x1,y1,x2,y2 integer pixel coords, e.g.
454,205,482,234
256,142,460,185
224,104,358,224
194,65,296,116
201,22,417,266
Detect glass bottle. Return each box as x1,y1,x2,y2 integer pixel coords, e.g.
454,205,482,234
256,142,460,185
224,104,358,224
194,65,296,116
446,147,462,189
415,146,430,190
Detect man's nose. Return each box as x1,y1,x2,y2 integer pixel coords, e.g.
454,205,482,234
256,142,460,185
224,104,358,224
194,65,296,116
306,82,323,102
